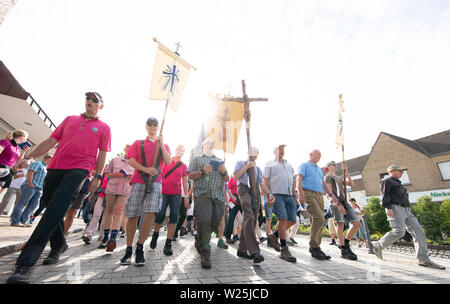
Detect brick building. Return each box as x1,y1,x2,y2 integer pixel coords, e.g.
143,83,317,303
329,130,450,205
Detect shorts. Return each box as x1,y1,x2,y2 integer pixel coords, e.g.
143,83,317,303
125,182,162,217
272,194,297,222
264,202,273,221
330,201,360,223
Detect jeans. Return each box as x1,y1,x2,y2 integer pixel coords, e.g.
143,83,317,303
224,197,242,239
356,221,367,240
10,184,42,225
16,169,88,267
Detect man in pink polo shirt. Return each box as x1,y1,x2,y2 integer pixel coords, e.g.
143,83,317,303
7,92,111,284
150,144,189,256
120,117,171,267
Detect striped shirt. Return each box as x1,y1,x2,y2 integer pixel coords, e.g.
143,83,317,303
28,160,48,189
188,154,226,203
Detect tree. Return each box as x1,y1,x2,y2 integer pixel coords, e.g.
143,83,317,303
411,196,443,243
440,199,450,239
364,197,391,234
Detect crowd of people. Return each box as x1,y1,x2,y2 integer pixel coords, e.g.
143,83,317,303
0,91,445,284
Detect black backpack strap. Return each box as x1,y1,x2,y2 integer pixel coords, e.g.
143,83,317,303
139,140,150,185
164,161,183,179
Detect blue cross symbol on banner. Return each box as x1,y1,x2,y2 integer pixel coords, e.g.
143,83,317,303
162,64,180,94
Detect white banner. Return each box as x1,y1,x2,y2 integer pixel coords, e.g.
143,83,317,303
149,39,195,112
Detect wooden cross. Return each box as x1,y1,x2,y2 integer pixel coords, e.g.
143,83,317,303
222,80,268,207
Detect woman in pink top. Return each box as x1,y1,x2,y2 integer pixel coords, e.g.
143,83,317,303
100,144,134,252
0,130,29,194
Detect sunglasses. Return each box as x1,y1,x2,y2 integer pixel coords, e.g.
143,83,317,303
86,95,100,104
147,122,158,127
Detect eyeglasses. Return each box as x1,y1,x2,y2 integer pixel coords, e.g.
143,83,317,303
147,122,158,127
86,95,100,104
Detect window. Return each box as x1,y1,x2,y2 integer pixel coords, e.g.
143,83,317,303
380,170,410,185
438,161,450,181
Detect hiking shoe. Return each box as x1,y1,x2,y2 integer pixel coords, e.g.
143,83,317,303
150,232,159,249
318,248,331,260
280,246,297,263
418,260,446,270
6,266,34,284
106,239,116,252
340,245,357,261
289,238,298,245
98,241,107,249
268,234,281,252
82,235,92,245
226,237,235,245
163,243,173,256
217,239,228,249
372,242,383,260
42,250,60,265
309,247,327,260
237,250,252,259
329,239,337,246
201,255,211,269
120,247,132,265
252,253,265,264
134,246,145,266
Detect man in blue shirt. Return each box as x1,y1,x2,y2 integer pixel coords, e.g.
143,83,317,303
298,150,338,260
10,155,52,227
233,147,274,264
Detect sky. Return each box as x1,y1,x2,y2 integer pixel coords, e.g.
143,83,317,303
1,0,449,172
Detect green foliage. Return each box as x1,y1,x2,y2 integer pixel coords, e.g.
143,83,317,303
412,196,444,243
364,197,391,234
440,200,450,238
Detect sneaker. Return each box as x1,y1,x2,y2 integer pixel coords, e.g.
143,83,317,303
340,245,357,261
252,253,265,264
43,250,61,265
98,241,107,249
232,234,240,241
6,266,34,284
217,239,228,249
280,246,297,263
163,243,173,256
267,234,281,252
289,238,298,245
191,230,195,236
287,240,295,246
418,260,446,270
106,239,116,252
226,237,235,245
329,239,337,246
150,232,159,249
372,242,383,260
180,227,188,237
120,231,126,238
11,223,26,227
82,235,92,245
237,250,252,259
358,243,362,247
309,247,327,260
120,247,132,265
134,246,145,266
201,255,211,269
259,237,267,243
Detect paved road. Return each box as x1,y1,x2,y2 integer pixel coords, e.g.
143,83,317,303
0,232,449,284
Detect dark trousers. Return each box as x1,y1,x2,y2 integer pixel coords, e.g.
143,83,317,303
224,197,241,239
155,194,182,224
16,169,88,267
194,194,224,257
237,185,260,255
175,197,188,234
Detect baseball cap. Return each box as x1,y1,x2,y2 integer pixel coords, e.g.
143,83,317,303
387,165,405,172
146,117,159,126
325,161,337,167
85,92,103,104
